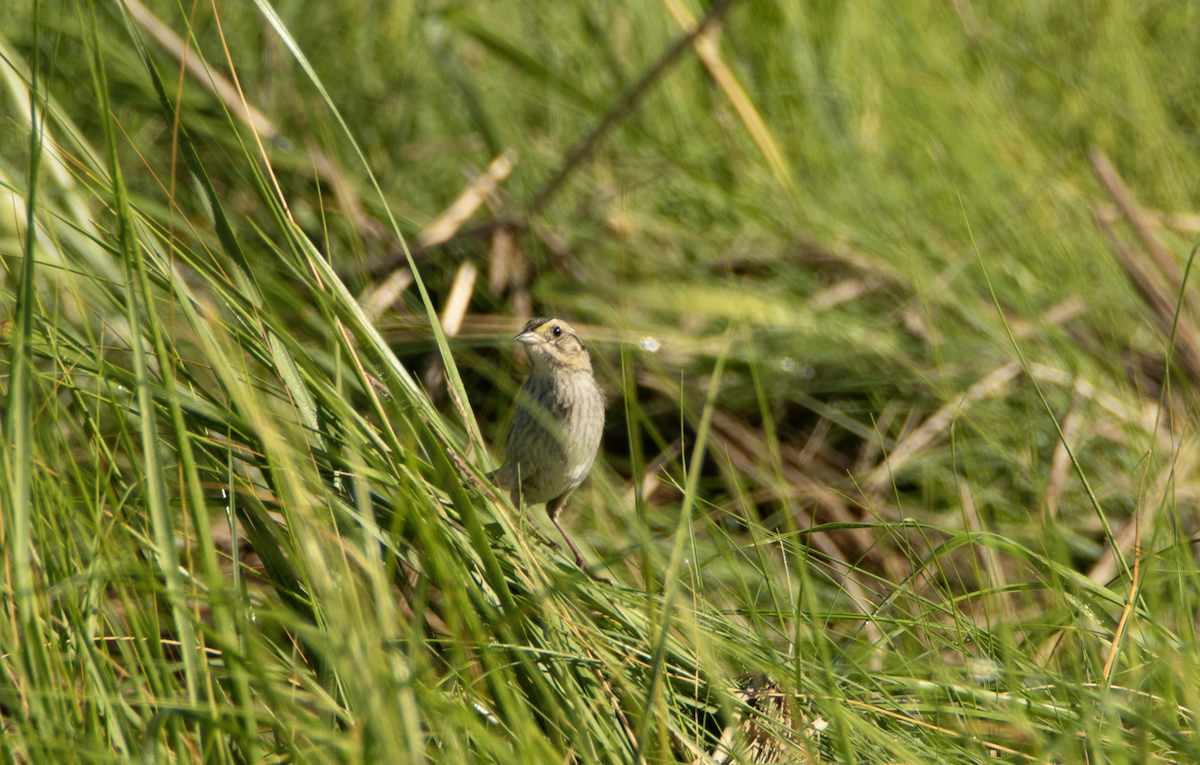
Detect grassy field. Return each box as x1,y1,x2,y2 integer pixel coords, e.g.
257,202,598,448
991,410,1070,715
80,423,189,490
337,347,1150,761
3,0,1200,762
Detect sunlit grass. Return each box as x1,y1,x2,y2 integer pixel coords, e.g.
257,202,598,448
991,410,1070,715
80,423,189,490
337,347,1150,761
2,0,1200,762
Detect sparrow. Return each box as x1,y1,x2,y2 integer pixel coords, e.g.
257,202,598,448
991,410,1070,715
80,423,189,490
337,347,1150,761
491,317,605,577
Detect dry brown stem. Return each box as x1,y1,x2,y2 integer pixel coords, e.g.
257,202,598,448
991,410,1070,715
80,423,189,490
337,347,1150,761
1093,209,1200,385
1089,148,1200,320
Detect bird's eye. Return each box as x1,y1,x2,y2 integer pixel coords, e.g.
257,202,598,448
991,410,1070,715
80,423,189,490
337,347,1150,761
552,326,562,337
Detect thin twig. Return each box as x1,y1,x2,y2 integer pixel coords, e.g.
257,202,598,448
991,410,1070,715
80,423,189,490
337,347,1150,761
1094,209,1200,385
528,0,744,214
1089,147,1200,319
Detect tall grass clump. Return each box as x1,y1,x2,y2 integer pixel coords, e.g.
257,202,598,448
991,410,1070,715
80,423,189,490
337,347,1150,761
3,0,1200,762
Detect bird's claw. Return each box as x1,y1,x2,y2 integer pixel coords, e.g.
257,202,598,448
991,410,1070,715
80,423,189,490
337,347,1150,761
523,514,562,551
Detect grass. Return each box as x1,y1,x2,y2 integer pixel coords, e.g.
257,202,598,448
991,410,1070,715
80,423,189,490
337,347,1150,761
3,0,1200,762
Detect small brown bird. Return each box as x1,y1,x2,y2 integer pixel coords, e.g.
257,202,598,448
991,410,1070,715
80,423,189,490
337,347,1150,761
492,317,605,576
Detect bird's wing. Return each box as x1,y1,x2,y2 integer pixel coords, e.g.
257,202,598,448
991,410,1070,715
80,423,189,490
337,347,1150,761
505,385,537,456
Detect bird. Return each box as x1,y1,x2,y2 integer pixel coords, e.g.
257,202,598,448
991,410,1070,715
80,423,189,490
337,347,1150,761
490,317,606,578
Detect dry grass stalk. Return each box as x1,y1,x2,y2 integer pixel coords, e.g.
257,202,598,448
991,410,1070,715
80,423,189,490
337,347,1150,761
419,151,517,248
855,401,903,474
440,262,477,337
528,0,743,213
422,261,477,399
805,239,917,314
864,361,1022,494
502,232,533,323
703,413,886,631
958,477,1015,623
478,161,525,306
1093,209,1200,385
511,288,533,325
951,0,982,39
866,334,1165,498
377,313,516,342
359,267,414,322
1089,148,1200,319
1045,398,1082,518
661,0,797,194
1027,363,1165,443
796,418,831,466
120,0,276,138
809,278,875,312
865,297,1090,494
1094,204,1200,235
795,236,907,284
1087,442,1198,585
902,307,944,345
1040,296,1088,328
489,226,515,295
1102,468,1146,684
979,295,1085,340
1035,448,1193,666
706,409,876,553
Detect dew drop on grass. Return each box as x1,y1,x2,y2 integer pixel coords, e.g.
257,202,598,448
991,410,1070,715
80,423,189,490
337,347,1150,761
639,336,660,353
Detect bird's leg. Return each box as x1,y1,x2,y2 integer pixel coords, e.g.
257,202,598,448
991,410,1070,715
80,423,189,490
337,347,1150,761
547,495,610,584
530,517,563,552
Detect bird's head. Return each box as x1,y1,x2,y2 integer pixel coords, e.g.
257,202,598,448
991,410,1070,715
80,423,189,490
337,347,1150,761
514,317,592,372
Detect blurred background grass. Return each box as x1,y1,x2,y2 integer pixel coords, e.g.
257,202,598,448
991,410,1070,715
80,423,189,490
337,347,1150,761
3,0,1200,762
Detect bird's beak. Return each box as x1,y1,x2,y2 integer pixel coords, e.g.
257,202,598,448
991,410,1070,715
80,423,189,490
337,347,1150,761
515,331,542,346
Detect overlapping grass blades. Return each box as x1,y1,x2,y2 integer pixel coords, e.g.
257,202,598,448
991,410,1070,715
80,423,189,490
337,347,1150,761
0,5,814,762
4,0,1200,762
